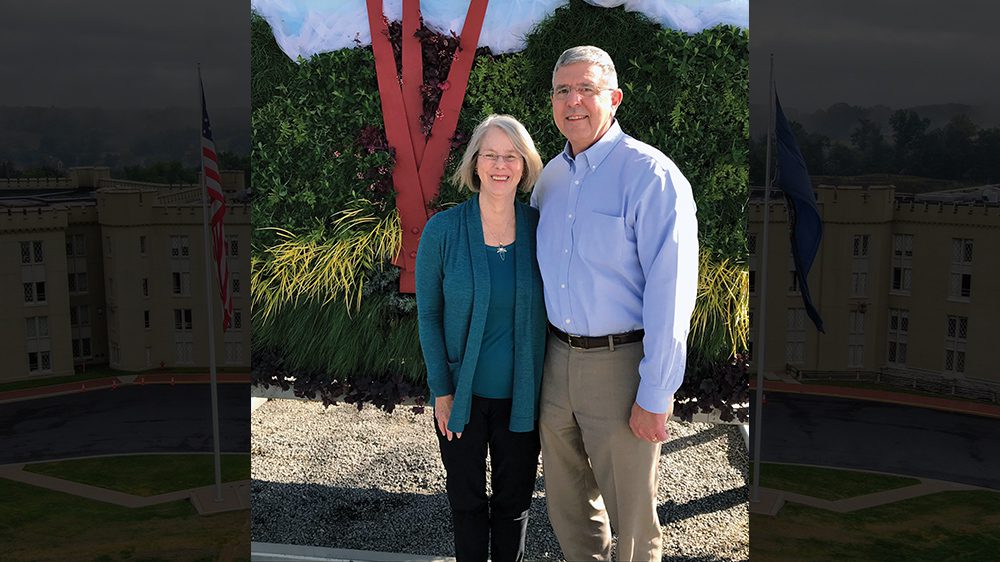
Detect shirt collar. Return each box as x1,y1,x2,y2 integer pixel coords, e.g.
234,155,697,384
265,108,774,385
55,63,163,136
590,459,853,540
560,119,624,170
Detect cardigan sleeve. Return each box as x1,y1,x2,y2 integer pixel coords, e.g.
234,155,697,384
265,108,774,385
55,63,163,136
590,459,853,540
415,215,454,398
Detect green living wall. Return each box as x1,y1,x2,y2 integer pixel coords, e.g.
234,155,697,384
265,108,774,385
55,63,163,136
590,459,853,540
252,0,749,418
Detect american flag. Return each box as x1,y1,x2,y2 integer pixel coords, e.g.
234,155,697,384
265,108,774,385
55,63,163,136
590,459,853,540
200,76,233,331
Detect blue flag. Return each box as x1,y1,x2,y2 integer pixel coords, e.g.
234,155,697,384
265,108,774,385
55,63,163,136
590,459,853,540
775,94,824,333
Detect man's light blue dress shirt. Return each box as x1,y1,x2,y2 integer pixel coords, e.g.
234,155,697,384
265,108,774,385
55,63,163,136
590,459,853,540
530,120,699,414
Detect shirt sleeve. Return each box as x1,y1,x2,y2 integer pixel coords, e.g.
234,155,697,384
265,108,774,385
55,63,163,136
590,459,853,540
633,162,699,414
415,216,455,398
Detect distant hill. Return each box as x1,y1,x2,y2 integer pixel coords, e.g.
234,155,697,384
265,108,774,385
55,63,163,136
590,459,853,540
750,102,1000,143
0,106,250,170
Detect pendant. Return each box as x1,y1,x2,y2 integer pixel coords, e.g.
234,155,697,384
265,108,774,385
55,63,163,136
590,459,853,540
496,245,507,261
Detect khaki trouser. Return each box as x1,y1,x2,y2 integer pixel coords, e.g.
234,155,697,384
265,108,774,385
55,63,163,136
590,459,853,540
539,333,662,562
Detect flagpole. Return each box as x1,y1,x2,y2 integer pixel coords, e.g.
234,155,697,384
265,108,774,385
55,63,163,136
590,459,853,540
751,53,775,504
198,63,224,502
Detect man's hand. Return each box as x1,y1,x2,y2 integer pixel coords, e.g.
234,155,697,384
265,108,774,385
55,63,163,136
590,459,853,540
435,395,462,441
629,401,671,443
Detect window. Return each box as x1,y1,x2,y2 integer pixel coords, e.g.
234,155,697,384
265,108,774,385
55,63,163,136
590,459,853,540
68,272,88,294
171,236,190,257
66,234,86,257
887,308,909,366
227,235,239,257
72,338,92,359
231,273,241,296
139,235,147,255
852,235,870,257
850,234,870,297
949,238,973,300
144,310,150,329
25,316,51,372
749,269,756,295
788,270,800,294
21,240,44,264
232,309,242,330
24,282,46,304
891,234,913,294
944,315,968,374
70,305,90,327
172,271,191,296
785,308,805,364
25,316,49,338
142,278,149,297
28,351,51,373
847,311,865,368
747,233,756,256
174,309,193,331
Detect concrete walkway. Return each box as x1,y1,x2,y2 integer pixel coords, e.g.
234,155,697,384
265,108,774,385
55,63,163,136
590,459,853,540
252,543,455,562
751,476,984,516
0,461,250,515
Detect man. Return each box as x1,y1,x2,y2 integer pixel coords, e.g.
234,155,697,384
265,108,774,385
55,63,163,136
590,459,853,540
530,46,699,561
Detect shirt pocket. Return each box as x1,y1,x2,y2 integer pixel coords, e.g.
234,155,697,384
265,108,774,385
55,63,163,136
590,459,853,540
577,211,625,266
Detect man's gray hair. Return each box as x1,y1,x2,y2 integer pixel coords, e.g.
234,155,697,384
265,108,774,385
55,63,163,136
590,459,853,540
552,45,618,90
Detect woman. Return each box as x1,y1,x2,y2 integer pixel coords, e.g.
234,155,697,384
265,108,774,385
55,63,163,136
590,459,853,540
415,114,547,562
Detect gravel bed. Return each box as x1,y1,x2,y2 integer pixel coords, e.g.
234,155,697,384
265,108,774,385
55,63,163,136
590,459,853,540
252,399,749,561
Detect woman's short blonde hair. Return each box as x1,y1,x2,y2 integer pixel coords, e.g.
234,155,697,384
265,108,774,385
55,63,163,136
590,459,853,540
451,114,543,193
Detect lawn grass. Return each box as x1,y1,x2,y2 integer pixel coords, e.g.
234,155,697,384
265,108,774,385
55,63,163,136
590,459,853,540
751,490,1000,561
0,478,248,561
25,454,250,496
757,463,920,501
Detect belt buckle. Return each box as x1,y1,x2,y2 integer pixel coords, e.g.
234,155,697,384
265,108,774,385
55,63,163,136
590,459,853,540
566,333,588,350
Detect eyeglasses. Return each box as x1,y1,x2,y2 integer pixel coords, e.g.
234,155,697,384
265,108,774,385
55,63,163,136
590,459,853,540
478,153,522,164
552,84,614,101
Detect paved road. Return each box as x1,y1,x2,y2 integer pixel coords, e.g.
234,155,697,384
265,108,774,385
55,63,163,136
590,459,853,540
754,392,1000,490
0,384,249,464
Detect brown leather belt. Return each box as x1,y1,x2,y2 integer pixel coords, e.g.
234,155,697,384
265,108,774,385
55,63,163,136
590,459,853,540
548,323,644,350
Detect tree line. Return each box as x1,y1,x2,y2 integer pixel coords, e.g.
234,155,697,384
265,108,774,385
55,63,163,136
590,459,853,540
751,110,1000,185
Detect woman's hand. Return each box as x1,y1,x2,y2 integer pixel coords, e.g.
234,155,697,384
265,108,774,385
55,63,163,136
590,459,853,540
435,395,462,441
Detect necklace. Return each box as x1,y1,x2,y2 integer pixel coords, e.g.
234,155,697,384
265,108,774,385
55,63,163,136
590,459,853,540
482,213,515,261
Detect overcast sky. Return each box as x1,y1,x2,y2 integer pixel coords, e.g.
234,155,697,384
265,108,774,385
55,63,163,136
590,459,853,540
750,0,1000,111
0,0,249,108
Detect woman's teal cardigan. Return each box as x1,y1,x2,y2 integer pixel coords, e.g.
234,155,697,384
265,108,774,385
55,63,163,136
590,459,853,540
415,195,547,433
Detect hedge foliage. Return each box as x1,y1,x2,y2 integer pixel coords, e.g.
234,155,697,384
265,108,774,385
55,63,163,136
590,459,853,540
252,0,749,412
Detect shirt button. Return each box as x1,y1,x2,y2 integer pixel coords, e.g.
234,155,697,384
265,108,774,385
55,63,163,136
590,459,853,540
560,284,566,289
574,180,580,185
563,249,569,254
564,318,571,325
567,213,573,219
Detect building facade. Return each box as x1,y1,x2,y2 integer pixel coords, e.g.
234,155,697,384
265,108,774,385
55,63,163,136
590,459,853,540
748,184,1000,385
0,167,250,383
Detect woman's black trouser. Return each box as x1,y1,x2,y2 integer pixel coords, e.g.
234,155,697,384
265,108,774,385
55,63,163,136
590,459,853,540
436,395,541,562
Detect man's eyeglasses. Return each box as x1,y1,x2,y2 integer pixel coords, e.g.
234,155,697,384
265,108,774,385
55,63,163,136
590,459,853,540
552,84,614,101
478,153,522,164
